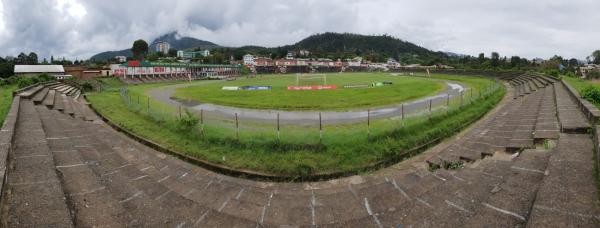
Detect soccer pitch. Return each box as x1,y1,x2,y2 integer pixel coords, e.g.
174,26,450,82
173,72,446,111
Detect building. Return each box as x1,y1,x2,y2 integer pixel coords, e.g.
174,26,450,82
285,52,294,60
177,50,211,59
65,66,111,80
387,58,400,67
14,65,65,77
243,54,255,66
155,41,170,55
346,57,363,67
255,57,274,66
115,56,127,63
299,50,310,56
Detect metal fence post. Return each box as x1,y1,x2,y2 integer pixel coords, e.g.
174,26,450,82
401,103,404,120
367,109,371,139
277,113,280,142
200,109,204,135
429,99,432,120
319,112,323,144
147,97,150,114
235,113,239,141
178,105,182,119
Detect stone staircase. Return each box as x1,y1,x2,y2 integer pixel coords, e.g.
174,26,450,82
0,80,598,227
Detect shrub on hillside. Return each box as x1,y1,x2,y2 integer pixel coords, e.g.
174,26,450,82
581,85,600,104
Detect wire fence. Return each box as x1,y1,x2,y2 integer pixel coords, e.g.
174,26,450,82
119,79,502,146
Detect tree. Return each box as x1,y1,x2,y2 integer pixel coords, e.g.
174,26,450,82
490,52,500,68
168,48,178,57
592,50,600,64
27,52,38,64
510,56,521,68
16,52,27,64
132,39,149,60
478,53,485,64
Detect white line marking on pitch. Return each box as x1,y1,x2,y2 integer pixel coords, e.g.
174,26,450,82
392,179,411,200
511,166,545,174
131,175,148,181
483,203,525,221
157,175,170,183
154,190,171,201
416,197,433,208
69,187,106,196
445,200,471,213
120,191,142,203
194,211,209,226
235,188,245,200
311,190,316,226
56,163,85,168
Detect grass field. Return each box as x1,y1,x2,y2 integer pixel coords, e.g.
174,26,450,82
0,85,16,127
173,73,446,111
88,74,502,175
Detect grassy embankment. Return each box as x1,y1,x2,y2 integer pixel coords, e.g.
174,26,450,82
87,74,503,175
0,85,17,127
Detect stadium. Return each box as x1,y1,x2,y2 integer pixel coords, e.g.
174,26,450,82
0,2,599,226
4,60,599,226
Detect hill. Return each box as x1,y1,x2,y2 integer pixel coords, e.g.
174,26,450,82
90,32,220,61
91,32,447,64
239,33,447,63
149,32,220,51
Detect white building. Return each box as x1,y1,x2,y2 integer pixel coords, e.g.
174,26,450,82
155,41,170,55
387,58,400,67
347,57,363,67
243,54,255,65
115,56,127,63
199,50,210,57
286,52,294,60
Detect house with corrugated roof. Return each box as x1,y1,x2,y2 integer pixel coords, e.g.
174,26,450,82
14,65,65,77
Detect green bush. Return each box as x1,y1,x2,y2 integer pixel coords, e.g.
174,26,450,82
16,77,34,88
82,82,94,91
175,109,199,132
581,85,600,104
37,73,53,82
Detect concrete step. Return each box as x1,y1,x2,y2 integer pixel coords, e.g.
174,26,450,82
42,89,56,107
465,150,550,227
52,92,65,111
533,87,559,141
526,134,600,227
17,85,44,99
31,87,49,104
1,100,73,227
36,107,213,226
554,83,590,133
61,94,74,115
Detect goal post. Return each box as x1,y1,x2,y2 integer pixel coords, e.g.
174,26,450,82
296,73,327,86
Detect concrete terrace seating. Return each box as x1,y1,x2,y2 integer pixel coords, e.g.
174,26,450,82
1,79,599,227
427,76,560,169
121,74,191,84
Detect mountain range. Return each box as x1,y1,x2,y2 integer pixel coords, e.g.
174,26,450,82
90,32,447,63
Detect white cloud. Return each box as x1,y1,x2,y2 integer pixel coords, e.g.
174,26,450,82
0,0,599,60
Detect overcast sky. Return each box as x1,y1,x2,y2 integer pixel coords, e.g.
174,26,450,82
0,0,599,61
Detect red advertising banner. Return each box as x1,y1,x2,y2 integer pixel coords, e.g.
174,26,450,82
127,60,141,67
287,85,337,90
